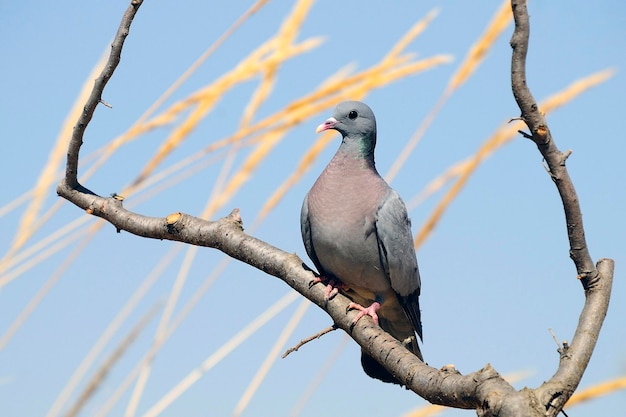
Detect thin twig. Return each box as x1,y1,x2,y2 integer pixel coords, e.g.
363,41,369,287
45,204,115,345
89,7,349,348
282,324,338,358
548,328,560,348
98,99,113,109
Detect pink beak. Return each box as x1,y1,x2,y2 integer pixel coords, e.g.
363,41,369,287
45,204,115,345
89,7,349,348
315,117,338,133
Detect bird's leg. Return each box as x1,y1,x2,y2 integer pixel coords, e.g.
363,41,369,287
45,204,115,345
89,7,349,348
347,301,381,326
309,276,348,301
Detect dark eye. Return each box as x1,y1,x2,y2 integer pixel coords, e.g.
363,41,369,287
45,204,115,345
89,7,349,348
348,110,358,120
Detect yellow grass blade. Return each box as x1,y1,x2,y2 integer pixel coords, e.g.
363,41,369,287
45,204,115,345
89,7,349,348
125,245,199,417
0,189,33,218
386,9,439,60
90,253,234,417
566,376,626,406
240,0,315,128
446,0,512,92
232,299,311,417
0,231,93,351
45,246,182,417
384,93,447,183
406,159,471,211
1,49,107,267
204,129,286,218
140,291,300,417
64,303,161,417
414,69,615,249
538,68,615,112
278,0,315,46
208,0,317,210
0,144,222,291
386,0,512,183
400,405,446,417
130,37,323,189
80,0,270,188
289,335,350,416
256,131,336,222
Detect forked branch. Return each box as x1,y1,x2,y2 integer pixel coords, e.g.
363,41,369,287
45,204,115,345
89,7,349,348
510,1,614,415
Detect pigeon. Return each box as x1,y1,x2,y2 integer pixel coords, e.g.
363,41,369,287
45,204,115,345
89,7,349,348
300,101,423,384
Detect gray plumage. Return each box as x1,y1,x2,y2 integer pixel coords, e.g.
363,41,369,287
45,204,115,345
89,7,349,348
301,101,423,384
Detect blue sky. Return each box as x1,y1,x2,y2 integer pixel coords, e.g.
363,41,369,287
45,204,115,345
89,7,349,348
1,1,625,416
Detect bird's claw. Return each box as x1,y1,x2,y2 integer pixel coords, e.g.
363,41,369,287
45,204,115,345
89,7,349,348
309,276,347,301
347,301,381,326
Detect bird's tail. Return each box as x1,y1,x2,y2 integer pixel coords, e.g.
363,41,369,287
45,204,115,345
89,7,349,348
360,315,422,385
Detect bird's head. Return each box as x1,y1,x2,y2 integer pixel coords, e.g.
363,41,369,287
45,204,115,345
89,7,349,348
316,101,377,152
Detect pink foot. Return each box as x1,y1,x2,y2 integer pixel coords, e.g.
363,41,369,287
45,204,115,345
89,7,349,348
348,301,381,325
309,276,348,301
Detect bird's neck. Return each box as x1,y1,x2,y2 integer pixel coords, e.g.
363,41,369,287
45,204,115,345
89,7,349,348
322,141,379,182
337,134,376,169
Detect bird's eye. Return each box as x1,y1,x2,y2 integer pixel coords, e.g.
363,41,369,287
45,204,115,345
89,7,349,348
348,110,358,120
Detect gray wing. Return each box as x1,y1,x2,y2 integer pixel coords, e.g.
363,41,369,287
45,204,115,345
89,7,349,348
300,193,324,275
375,189,423,339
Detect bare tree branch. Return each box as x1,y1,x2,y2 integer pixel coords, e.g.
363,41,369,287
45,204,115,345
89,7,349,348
510,1,614,415
65,0,143,189
509,0,600,289
56,1,614,416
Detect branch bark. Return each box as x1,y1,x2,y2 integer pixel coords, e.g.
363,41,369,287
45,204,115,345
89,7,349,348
509,0,599,288
65,0,143,190
509,1,614,415
56,1,613,416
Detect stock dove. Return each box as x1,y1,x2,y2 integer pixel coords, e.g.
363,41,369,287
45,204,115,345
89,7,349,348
300,101,423,384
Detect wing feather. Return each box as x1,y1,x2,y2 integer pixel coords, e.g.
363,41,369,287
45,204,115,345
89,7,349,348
375,190,423,339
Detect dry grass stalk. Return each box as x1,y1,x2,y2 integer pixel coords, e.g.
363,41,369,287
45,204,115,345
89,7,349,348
80,0,271,190
125,245,200,417
141,291,299,417
566,376,626,406
1,51,108,269
64,303,161,417
446,0,512,91
0,0,271,286
385,0,512,183
413,69,615,249
232,299,311,417
45,247,182,417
